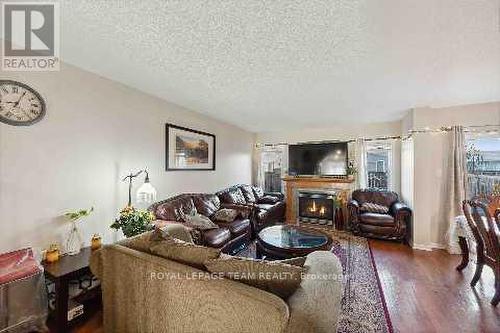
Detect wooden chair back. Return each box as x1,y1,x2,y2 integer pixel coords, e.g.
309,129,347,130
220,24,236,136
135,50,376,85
475,194,500,216
463,200,500,264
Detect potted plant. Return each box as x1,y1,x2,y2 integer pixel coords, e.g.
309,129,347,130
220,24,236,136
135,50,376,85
347,160,357,180
64,207,94,255
111,206,155,238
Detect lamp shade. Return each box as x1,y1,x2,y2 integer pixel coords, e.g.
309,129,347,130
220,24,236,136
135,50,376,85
136,181,157,204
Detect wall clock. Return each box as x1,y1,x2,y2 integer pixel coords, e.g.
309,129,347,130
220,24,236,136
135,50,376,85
0,80,46,126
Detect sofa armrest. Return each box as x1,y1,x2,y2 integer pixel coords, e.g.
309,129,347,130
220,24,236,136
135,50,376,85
98,244,289,333
287,251,343,333
264,192,285,201
390,202,412,218
347,199,359,210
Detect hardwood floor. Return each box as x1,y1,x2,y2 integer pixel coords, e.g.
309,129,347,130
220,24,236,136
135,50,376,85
68,239,499,333
370,240,500,333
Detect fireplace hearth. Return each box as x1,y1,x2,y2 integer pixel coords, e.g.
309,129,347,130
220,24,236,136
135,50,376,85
297,191,336,225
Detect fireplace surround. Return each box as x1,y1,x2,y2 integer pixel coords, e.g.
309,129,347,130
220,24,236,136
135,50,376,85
283,176,353,229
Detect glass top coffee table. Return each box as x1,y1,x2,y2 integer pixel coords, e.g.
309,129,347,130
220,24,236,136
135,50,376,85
256,225,332,259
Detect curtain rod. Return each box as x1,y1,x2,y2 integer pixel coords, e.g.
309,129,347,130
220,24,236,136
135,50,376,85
256,124,500,147
256,135,401,148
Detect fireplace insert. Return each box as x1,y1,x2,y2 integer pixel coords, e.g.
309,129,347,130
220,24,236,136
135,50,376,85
297,191,336,225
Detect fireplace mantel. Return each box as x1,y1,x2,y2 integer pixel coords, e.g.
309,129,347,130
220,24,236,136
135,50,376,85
283,176,354,184
283,176,355,225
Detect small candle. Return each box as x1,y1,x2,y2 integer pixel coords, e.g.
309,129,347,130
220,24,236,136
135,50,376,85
46,244,60,263
91,234,102,250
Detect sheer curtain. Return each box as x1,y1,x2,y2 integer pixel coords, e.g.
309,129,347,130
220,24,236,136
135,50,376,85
255,144,287,193
355,138,367,189
444,126,467,254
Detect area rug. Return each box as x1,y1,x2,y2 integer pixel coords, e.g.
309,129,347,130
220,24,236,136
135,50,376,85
236,229,393,333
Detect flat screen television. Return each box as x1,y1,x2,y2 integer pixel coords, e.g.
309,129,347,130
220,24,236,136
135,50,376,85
288,142,348,176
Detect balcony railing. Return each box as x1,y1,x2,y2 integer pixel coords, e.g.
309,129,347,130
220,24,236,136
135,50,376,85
467,174,500,198
368,171,388,190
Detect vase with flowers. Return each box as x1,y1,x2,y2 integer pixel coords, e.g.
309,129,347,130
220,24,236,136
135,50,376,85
347,160,358,180
64,207,94,255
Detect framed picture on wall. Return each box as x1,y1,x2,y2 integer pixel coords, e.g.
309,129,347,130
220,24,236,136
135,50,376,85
165,123,216,171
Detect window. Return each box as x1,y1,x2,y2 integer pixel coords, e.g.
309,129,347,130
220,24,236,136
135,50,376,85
257,146,286,193
366,142,393,191
466,136,500,198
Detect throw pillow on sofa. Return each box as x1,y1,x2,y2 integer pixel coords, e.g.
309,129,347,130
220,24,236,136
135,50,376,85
258,195,280,204
118,230,155,253
204,255,307,299
212,208,239,223
119,223,196,253
180,211,219,230
150,236,221,269
360,202,389,214
150,223,194,243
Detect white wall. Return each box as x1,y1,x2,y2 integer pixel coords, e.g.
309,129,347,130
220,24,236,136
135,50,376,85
0,64,254,254
408,102,500,250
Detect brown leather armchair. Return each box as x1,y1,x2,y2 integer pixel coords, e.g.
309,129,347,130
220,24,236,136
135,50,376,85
348,189,411,241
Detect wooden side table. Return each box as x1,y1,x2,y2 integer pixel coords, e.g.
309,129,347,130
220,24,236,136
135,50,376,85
43,247,100,333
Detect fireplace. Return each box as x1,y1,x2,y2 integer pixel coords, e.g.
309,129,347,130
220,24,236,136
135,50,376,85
297,191,336,225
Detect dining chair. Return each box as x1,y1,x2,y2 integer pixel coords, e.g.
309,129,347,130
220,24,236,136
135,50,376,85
462,200,500,306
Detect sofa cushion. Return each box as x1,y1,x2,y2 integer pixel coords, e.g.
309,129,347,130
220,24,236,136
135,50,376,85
180,212,219,230
220,187,247,205
359,213,395,226
203,228,232,248
192,194,221,217
252,186,265,199
118,231,154,253
212,208,239,223
258,195,280,204
150,236,221,269
217,218,250,236
204,255,306,299
153,195,197,221
360,202,389,214
240,185,257,203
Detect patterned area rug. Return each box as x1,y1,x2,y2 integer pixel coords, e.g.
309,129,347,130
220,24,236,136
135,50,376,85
236,228,393,333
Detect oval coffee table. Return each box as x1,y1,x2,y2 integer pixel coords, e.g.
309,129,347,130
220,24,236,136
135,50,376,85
256,225,332,259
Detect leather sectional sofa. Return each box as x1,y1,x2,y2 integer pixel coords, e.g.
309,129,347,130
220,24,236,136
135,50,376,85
216,185,286,234
148,185,286,254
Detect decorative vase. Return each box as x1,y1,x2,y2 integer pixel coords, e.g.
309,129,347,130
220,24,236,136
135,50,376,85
65,221,82,255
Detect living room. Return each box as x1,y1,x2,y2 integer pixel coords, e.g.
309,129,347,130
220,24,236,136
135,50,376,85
0,1,499,333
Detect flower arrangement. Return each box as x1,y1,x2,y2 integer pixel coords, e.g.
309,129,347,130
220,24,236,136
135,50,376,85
347,160,358,177
111,206,155,238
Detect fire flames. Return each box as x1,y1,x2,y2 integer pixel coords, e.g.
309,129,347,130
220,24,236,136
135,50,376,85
308,201,326,217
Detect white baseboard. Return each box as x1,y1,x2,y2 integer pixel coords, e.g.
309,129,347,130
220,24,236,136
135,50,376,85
412,242,446,251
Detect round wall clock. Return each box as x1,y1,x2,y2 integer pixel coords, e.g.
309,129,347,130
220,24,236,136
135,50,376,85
0,80,46,126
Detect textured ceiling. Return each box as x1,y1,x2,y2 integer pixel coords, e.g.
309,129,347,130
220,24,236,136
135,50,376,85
60,0,500,132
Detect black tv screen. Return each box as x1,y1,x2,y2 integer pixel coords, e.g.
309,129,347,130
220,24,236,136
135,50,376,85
288,142,348,176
